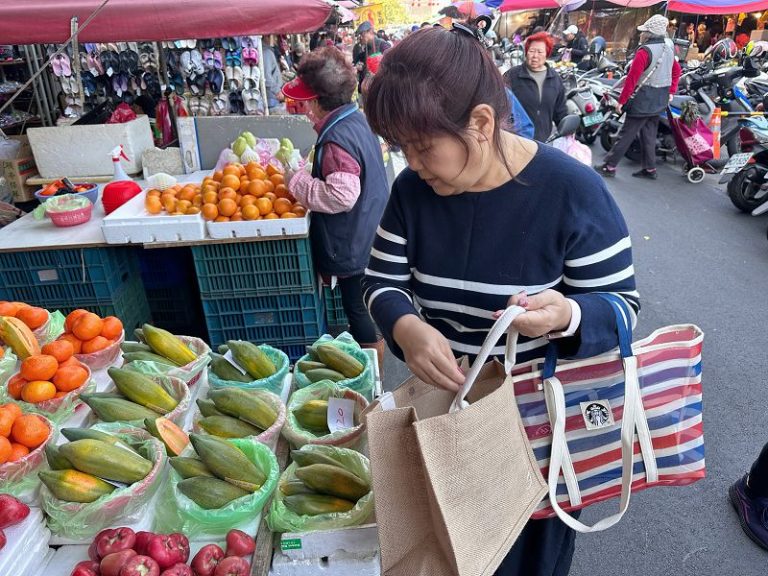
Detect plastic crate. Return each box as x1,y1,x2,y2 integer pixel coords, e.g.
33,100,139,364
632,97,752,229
323,286,348,329
202,291,327,348
51,277,151,333
137,247,196,290
191,238,315,298
0,247,138,304
145,287,207,340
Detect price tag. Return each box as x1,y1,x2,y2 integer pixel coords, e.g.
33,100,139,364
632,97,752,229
327,397,356,433
223,350,248,375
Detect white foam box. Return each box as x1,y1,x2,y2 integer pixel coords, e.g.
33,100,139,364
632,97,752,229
27,116,154,178
101,190,205,244
0,507,51,576
272,525,380,576
206,212,310,240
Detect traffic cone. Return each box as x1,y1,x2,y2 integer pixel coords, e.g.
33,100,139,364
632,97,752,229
709,107,722,160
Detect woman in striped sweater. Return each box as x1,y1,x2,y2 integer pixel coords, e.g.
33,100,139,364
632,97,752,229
362,25,639,576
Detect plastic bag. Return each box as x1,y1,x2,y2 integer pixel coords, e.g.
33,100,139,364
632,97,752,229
40,424,166,540
552,135,592,166
208,345,289,395
192,388,286,447
0,348,17,387
87,375,191,427
282,381,368,450
124,336,211,387
0,137,21,161
33,194,91,220
1,364,96,424
293,333,374,400
106,103,137,124
153,437,279,538
0,415,54,503
267,445,374,533
75,330,124,371
31,310,65,346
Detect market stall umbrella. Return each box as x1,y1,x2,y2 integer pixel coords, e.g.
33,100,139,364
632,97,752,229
668,0,768,13
499,0,662,8
0,0,333,44
452,1,493,17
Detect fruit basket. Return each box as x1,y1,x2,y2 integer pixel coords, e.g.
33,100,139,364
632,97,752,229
0,413,55,503
34,181,98,205
33,194,94,228
49,204,93,227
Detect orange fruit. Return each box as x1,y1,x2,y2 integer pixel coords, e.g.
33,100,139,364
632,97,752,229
0,409,15,437
203,191,218,204
239,178,250,190
176,200,192,214
8,442,29,462
187,206,201,215
218,188,237,201
20,355,59,381
212,170,224,182
266,163,281,177
234,194,243,206
264,213,280,220
147,188,161,197
273,198,293,215
221,174,241,191
53,365,89,392
292,205,307,217
101,316,123,340
255,198,273,216
0,436,10,464
238,164,247,176
281,212,299,219
269,174,284,187
180,189,196,202
16,307,48,330
223,165,240,177
253,168,267,181
264,180,275,194
242,205,259,220
214,216,230,222
64,309,89,333
218,198,237,217
42,340,74,363
264,192,277,203
146,196,163,215
7,374,26,400
192,195,203,208
0,302,23,316
81,336,110,354
58,356,81,368
163,197,177,213
58,333,83,354
54,391,67,399
21,380,57,404
202,203,219,221
247,180,267,198
240,196,256,207
274,184,290,199
72,313,103,341
230,214,244,222
12,414,49,449
1,404,22,421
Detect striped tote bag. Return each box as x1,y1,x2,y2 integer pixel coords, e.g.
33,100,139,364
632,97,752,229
510,294,704,532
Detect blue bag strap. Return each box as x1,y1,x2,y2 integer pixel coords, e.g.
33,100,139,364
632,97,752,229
314,104,359,168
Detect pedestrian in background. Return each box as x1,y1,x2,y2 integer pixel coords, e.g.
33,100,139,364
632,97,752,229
730,445,768,551
504,32,568,142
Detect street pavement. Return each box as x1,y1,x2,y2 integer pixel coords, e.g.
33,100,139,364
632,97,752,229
380,151,768,575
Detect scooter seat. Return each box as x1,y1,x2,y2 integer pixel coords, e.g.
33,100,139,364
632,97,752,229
596,77,619,86
670,95,695,109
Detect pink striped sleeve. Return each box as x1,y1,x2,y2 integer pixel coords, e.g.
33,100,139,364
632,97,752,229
287,142,362,214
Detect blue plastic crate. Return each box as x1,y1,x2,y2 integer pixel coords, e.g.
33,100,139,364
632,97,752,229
145,287,207,340
191,238,315,298
138,247,197,290
0,247,139,304
202,290,326,348
323,286,348,329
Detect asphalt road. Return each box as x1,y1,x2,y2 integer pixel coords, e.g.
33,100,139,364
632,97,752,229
380,152,768,575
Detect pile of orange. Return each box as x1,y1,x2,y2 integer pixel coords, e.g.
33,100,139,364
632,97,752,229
7,341,90,404
0,301,48,330
0,406,49,464
144,162,307,222
56,310,123,355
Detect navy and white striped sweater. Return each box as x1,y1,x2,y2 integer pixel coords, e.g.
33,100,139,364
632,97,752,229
362,144,639,363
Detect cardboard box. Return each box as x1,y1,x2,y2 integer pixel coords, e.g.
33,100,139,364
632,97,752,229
27,115,154,178
0,135,37,202
751,30,768,42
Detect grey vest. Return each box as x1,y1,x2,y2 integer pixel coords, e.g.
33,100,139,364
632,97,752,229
627,38,674,117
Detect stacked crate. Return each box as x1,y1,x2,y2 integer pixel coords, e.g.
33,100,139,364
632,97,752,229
192,237,327,361
0,247,151,332
323,285,349,333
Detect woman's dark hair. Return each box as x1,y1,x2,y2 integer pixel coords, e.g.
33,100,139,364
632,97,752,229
297,46,357,112
365,26,510,158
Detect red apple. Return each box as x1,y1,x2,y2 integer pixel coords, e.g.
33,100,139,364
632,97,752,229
120,555,159,576
96,527,136,558
146,533,189,569
100,549,137,576
191,544,225,576
225,530,255,558
71,560,100,576
135,532,156,556
0,495,30,529
213,557,250,576
160,564,193,576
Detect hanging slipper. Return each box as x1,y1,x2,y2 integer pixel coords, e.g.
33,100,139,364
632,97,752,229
213,49,224,70
212,93,228,116
101,50,120,76
199,95,212,116
208,68,224,94
190,50,205,75
180,51,194,77
60,53,72,76
203,50,214,69
69,75,80,95
243,89,262,115
230,66,243,91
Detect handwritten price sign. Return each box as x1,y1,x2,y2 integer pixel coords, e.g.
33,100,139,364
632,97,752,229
327,397,356,432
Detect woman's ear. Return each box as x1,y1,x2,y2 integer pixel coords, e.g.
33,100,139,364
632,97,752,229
468,104,496,143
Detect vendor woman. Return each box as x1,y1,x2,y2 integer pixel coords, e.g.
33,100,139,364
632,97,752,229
282,46,389,368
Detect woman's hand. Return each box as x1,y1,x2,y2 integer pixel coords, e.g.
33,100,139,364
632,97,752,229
493,289,572,338
393,315,465,393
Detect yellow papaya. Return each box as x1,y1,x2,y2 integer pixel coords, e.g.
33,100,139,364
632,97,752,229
142,324,196,366
0,316,40,359
316,344,364,378
284,494,355,516
60,439,153,484
295,464,369,502
190,434,265,492
108,367,179,414
208,388,277,430
39,469,116,503
178,477,250,509
226,341,276,380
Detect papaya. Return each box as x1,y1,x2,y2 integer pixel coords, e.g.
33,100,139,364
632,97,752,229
144,417,189,456
108,367,180,414
178,477,250,509
120,342,152,354
279,479,316,496
60,439,153,484
122,351,178,367
197,398,224,417
296,360,327,372
143,324,197,366
291,449,346,470
209,353,253,383
305,346,320,362
305,368,346,383
316,344,364,378
226,341,276,380
293,400,330,434
39,469,116,503
190,434,266,492
45,444,73,470
169,456,214,479
134,328,145,342
198,415,262,438
80,394,163,422
0,316,40,359
60,427,138,453
208,388,277,430
295,464,369,502
217,344,230,354
284,494,355,516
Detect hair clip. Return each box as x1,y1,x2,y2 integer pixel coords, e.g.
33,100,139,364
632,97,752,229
451,22,484,43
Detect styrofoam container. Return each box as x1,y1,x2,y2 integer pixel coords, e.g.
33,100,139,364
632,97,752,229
0,507,49,576
101,190,205,244
206,212,310,239
27,116,154,178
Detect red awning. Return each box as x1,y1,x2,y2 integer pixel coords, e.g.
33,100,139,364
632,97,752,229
0,0,333,45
